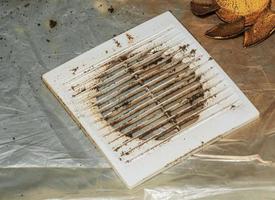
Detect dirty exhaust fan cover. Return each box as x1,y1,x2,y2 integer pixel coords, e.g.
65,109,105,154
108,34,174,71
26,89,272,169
42,12,259,188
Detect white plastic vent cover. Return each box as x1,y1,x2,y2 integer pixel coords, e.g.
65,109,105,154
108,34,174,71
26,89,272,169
42,12,259,188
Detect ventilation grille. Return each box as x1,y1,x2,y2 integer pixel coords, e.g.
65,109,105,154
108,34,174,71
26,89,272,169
66,27,240,163
43,12,258,188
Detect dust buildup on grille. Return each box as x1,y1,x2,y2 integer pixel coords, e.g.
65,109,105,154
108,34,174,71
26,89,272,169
93,44,206,140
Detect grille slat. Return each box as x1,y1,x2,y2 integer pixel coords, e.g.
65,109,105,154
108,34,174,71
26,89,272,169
102,74,199,124
112,84,204,133
113,77,224,134
123,94,240,160
102,65,217,126
101,66,196,115
67,29,184,94
98,61,190,110
107,75,208,133
86,43,191,102
85,55,204,112
112,84,228,151
95,48,169,89
64,27,177,85
92,48,183,105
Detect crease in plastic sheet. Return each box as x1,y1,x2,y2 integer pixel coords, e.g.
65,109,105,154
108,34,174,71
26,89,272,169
0,0,275,199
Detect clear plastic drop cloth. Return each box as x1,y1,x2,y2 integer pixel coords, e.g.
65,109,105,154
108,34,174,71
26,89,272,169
0,0,275,199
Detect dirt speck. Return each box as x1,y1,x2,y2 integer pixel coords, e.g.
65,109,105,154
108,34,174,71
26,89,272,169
119,55,127,61
72,87,86,97
108,5,114,13
126,33,134,43
113,39,121,47
231,104,236,110
46,39,50,43
121,101,130,107
49,19,57,29
84,69,90,74
71,67,79,75
179,45,188,51
190,49,196,55
24,3,30,7
71,84,79,91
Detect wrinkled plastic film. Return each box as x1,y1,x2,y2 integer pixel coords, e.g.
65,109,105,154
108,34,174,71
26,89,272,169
0,0,275,199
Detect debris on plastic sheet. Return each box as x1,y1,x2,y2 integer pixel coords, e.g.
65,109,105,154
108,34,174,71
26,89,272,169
49,19,57,29
108,5,115,13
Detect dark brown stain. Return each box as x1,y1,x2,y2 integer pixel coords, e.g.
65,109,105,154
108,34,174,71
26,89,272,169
151,57,165,65
71,84,79,91
71,67,79,75
113,39,121,48
179,44,189,51
121,101,130,107
126,33,134,43
90,44,207,143
108,5,114,13
231,104,236,109
95,85,99,92
83,69,91,74
190,49,196,55
72,87,86,97
119,55,128,61
187,90,204,105
49,19,57,29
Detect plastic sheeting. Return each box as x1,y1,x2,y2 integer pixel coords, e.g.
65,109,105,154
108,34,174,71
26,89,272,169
0,0,275,199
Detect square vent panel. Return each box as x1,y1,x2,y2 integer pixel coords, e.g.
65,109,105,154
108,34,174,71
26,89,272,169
42,12,259,188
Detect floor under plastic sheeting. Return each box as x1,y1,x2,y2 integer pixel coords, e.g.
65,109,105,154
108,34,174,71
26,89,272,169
0,0,275,199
